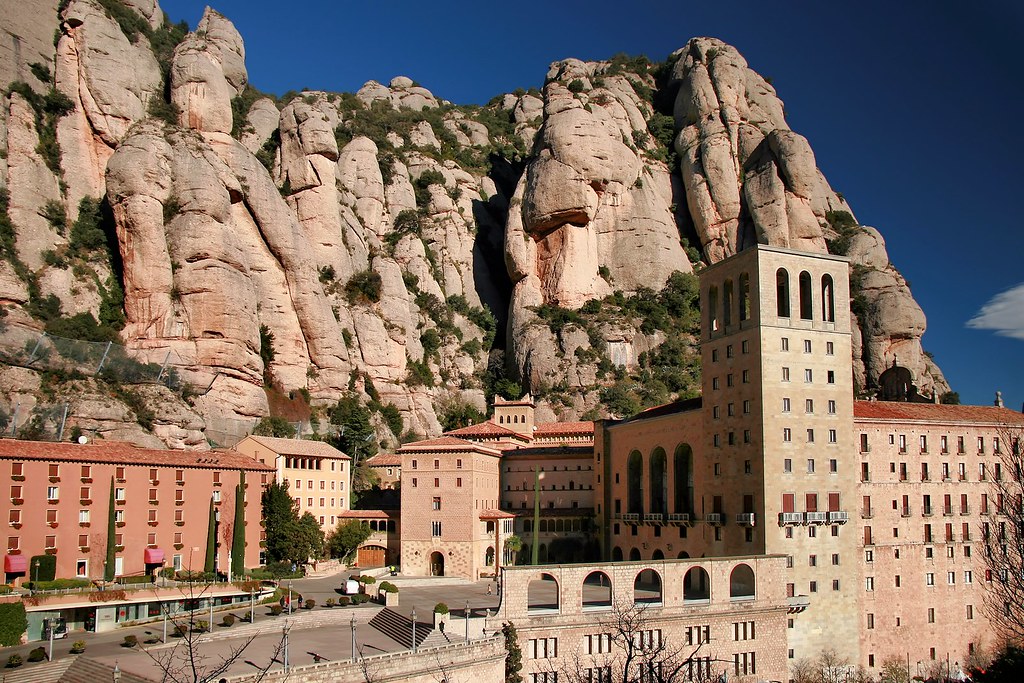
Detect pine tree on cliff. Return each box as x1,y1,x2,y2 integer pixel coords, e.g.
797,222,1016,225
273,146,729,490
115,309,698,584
230,473,245,578
204,499,216,574
103,476,116,582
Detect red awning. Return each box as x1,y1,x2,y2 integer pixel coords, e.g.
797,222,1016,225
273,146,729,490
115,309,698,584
144,548,165,564
4,555,27,573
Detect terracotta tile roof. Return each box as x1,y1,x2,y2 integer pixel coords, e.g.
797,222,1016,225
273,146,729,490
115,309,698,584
479,509,517,519
398,436,501,455
533,421,594,436
854,401,1024,425
338,509,398,519
366,453,402,467
240,435,350,459
0,439,275,470
445,422,526,439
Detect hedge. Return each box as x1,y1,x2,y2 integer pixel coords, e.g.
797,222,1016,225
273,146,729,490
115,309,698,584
29,555,56,582
0,603,27,646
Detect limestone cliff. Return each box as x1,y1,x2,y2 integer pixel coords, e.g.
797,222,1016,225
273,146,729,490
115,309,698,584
0,2,948,447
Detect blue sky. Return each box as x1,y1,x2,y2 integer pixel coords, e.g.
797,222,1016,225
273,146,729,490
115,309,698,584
162,0,1024,411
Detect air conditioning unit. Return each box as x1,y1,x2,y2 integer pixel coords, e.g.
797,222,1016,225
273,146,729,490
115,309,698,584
827,511,849,525
778,512,804,525
668,513,693,526
806,512,828,524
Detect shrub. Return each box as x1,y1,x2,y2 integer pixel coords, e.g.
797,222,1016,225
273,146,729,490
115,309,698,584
42,200,67,235
434,602,449,614
221,614,235,627
27,578,90,591
27,647,46,662
337,595,351,607
173,623,188,637
70,640,86,654
345,270,382,304
567,79,585,93
29,554,56,582
6,654,22,668
193,620,208,633
350,594,368,605
122,634,138,648
358,575,376,585
269,604,283,616
325,598,335,608
405,356,434,387
303,598,315,610
378,581,398,593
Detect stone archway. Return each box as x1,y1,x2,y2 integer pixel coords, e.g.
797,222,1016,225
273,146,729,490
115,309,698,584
430,551,445,577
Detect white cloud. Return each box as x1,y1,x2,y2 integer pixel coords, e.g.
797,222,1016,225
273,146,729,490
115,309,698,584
967,283,1024,340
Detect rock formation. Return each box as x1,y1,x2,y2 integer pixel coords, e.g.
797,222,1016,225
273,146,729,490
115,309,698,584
0,2,948,448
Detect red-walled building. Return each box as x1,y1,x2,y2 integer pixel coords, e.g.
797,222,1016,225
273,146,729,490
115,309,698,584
0,439,274,583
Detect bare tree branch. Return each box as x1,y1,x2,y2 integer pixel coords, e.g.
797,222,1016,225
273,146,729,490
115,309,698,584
981,426,1024,644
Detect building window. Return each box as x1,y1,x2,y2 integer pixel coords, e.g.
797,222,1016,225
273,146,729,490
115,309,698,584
743,400,751,414
783,459,792,473
47,486,59,501
78,510,89,524
712,349,719,362
213,490,221,503
411,478,417,487
830,459,838,473
804,369,813,383
726,345,733,358
456,459,463,469
807,459,815,473
866,577,874,591
782,398,791,412
431,521,442,537
926,573,935,586
529,637,558,659
456,478,462,487
828,400,836,414
782,367,790,382
826,341,834,355
805,399,814,414
827,370,835,384
783,428,792,442
829,429,837,444
432,497,441,511
742,340,749,354
742,370,750,383
807,429,815,443
867,613,874,629
434,478,439,487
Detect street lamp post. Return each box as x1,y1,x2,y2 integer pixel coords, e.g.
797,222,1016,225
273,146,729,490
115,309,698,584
465,601,470,643
411,607,417,653
283,621,291,672
350,614,357,663
287,580,293,615
250,590,255,624
162,606,168,643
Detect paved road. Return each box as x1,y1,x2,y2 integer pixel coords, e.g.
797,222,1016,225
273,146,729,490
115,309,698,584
0,571,502,678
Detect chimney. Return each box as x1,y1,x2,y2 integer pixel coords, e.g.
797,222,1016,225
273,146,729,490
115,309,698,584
995,391,1004,408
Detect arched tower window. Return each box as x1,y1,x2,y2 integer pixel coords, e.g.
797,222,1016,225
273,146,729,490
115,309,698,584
627,450,643,515
723,279,734,327
776,269,790,318
649,448,667,517
738,273,750,321
708,285,719,332
798,271,813,320
822,274,835,322
673,444,694,515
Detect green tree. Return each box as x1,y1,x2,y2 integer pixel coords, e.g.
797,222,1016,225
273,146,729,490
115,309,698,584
504,535,523,567
295,512,325,562
261,480,297,565
440,400,485,432
328,394,378,463
203,499,216,574
104,477,116,581
230,475,245,578
253,416,295,437
0,603,27,646
326,520,372,561
502,622,524,683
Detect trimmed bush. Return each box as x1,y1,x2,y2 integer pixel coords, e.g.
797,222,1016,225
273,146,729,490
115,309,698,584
434,602,449,614
29,554,56,582
0,603,27,646
325,598,335,608
221,614,235,627
350,594,368,605
122,635,138,648
269,604,283,616
303,599,315,610
173,623,188,637
378,581,399,593
193,620,208,633
70,640,86,654
337,596,351,607
6,654,22,668
27,647,46,662
26,578,91,591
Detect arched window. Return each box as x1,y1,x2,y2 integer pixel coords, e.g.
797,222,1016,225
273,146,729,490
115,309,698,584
708,285,719,331
527,573,559,613
629,547,642,561
583,571,612,609
634,568,663,604
499,415,503,424
730,564,756,600
799,271,813,320
673,444,694,514
649,448,667,517
612,546,623,562
683,566,710,601
523,519,532,533
514,415,519,424
776,269,790,317
723,279,734,327
739,273,750,321
652,549,665,560
821,274,835,322
627,451,643,515
569,481,575,491
677,551,690,559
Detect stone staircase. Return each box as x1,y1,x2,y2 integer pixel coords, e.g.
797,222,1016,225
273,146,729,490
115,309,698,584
60,658,147,683
419,627,455,649
0,657,74,683
367,608,432,649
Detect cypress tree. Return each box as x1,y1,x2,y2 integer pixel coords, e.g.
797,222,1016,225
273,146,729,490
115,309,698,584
231,473,245,577
204,499,216,574
104,477,116,581
502,622,524,683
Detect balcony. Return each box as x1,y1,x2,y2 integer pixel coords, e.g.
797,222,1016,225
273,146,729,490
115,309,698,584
622,513,640,524
779,512,805,526
828,511,849,525
806,512,828,525
735,513,756,527
705,513,724,526
667,513,693,526
643,513,664,526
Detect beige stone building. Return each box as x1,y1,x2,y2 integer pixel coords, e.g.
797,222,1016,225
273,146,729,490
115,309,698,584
234,435,351,531
335,509,400,568
365,452,401,489
491,556,789,683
